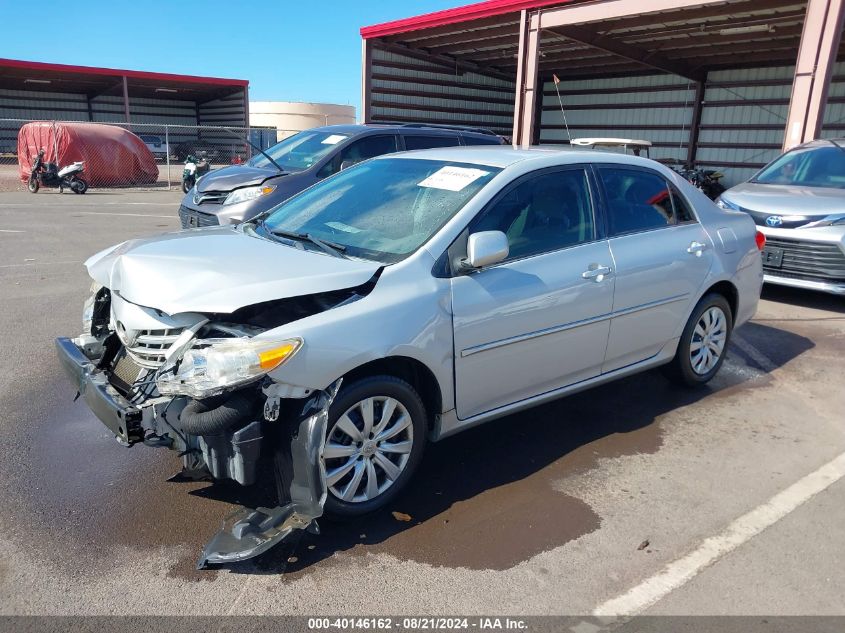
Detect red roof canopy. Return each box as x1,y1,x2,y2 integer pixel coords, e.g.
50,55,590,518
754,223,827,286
360,0,573,39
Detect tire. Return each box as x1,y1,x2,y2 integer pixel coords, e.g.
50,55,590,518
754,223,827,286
322,375,427,519
662,293,733,387
27,176,39,193
182,177,194,194
71,178,88,194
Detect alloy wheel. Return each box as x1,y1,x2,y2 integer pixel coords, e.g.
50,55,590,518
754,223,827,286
689,306,727,375
324,396,414,503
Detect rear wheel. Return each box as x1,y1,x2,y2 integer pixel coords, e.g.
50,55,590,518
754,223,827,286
27,176,39,193
662,293,733,387
71,178,88,194
322,375,427,519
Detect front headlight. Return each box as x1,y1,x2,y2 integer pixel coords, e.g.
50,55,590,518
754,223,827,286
82,281,103,334
715,196,740,210
156,337,301,399
223,184,276,206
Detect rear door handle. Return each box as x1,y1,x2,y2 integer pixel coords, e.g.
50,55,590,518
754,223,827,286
687,241,707,256
582,264,613,282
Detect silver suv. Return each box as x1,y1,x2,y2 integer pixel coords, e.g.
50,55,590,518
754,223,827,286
56,147,763,567
717,138,845,295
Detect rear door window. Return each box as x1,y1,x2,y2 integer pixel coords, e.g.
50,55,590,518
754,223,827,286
598,167,676,236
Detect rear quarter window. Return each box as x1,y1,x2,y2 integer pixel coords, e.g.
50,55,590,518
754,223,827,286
404,135,461,150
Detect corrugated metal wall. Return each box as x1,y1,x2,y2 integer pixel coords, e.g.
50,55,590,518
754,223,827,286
539,73,697,165
697,66,794,186
368,46,515,135
1,87,246,154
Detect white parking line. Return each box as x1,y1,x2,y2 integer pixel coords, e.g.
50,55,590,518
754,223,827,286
0,229,25,233
593,450,845,616
0,260,79,268
73,212,174,218
0,202,177,207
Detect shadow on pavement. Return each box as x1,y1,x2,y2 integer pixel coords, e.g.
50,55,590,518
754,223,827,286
195,323,815,575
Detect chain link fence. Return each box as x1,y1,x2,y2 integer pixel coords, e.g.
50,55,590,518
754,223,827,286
0,118,298,193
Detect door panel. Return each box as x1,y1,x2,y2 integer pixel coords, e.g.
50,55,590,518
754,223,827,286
603,224,713,372
451,240,615,419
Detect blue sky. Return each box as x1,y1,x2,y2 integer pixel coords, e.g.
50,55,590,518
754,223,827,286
2,1,464,116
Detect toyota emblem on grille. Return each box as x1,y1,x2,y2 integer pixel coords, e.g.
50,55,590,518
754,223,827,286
765,215,784,227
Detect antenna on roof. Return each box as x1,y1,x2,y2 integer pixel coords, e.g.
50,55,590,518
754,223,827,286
552,74,572,144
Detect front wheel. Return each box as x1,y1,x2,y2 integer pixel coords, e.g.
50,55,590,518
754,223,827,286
71,178,88,194
322,375,427,519
662,293,733,387
27,176,39,193
182,176,194,194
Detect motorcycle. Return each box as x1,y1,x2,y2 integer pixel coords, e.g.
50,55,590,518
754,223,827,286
660,159,726,200
28,149,88,194
182,153,211,193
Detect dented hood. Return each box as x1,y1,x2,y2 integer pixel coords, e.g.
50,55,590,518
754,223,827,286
85,227,381,315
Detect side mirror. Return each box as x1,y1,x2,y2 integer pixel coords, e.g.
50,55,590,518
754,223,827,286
463,231,509,270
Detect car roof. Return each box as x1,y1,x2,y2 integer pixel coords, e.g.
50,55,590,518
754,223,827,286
799,137,845,149
375,145,666,170
308,123,498,138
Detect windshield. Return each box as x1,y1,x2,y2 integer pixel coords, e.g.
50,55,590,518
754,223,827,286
753,143,845,188
259,157,501,263
248,130,351,171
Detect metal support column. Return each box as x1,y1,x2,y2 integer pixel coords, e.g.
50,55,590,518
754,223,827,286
121,75,131,125
361,38,373,124
512,10,541,147
686,79,706,166
783,0,845,150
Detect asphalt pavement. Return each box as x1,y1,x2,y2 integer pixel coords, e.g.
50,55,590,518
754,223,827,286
0,189,843,616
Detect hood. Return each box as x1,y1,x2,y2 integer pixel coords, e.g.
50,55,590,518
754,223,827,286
196,165,286,193
85,227,381,315
724,182,845,217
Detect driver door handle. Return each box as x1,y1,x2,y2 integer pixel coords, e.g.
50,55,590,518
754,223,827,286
687,241,707,256
582,264,613,282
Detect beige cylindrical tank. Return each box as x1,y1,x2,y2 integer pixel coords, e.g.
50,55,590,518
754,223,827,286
249,101,356,141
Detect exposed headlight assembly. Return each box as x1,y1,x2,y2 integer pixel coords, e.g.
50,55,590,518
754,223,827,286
156,337,301,399
223,185,276,206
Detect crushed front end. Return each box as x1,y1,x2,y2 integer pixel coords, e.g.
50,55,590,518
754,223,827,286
55,284,340,568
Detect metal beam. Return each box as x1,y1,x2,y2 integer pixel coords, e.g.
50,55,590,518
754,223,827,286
687,79,706,166
121,75,131,124
547,24,705,81
513,10,541,147
361,38,373,123
539,0,756,29
784,0,845,149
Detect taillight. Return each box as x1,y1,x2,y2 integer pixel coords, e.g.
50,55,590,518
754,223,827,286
755,231,766,251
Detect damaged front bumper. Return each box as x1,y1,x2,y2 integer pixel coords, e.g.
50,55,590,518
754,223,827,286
54,335,339,568
55,337,143,445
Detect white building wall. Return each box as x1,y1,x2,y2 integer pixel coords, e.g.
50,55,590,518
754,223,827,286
249,101,356,141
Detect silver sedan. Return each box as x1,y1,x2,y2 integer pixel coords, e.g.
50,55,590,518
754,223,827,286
56,147,763,566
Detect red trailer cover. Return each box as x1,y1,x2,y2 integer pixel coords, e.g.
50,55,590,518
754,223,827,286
17,121,158,187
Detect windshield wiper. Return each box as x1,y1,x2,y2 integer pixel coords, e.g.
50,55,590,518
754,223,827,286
220,127,285,173
269,228,348,259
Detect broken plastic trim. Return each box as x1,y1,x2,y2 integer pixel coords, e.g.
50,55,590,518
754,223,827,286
196,379,341,568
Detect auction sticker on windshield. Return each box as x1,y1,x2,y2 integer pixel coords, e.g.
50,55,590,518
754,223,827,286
418,166,490,192
321,134,347,145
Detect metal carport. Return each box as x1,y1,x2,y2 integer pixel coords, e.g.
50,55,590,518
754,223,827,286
360,0,845,185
